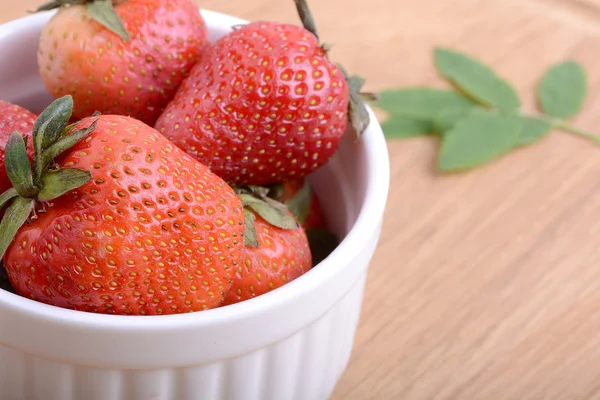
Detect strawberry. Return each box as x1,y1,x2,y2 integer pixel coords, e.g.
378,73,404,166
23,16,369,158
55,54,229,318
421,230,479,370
155,0,370,186
278,179,325,230
271,179,339,266
36,0,209,126
0,101,36,193
0,96,245,315
223,209,311,306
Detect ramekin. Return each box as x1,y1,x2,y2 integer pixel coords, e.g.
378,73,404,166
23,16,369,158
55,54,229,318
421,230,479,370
0,9,390,400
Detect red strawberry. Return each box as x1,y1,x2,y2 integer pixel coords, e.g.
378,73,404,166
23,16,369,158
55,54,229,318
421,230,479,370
0,101,36,193
279,179,325,230
269,180,338,266
37,0,209,126
0,96,245,315
223,210,311,305
155,0,370,186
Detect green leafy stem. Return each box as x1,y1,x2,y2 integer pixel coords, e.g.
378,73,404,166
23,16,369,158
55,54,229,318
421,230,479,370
540,116,600,145
376,47,599,171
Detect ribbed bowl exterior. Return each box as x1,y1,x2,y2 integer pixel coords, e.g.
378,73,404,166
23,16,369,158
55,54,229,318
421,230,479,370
0,273,369,400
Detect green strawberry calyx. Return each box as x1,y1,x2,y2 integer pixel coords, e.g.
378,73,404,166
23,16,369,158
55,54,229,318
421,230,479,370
0,95,96,261
234,186,300,248
262,181,341,267
293,0,373,139
36,0,131,42
267,180,313,225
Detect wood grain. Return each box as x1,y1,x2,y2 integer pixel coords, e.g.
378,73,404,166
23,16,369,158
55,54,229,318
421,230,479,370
4,1,600,399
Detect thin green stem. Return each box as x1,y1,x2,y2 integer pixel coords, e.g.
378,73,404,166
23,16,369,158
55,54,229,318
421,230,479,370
536,114,600,145
553,120,600,144
293,0,319,40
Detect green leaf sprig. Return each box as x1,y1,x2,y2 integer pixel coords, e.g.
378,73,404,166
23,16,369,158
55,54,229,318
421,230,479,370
377,47,598,171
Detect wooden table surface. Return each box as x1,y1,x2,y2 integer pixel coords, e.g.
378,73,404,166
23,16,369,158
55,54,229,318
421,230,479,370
5,0,600,398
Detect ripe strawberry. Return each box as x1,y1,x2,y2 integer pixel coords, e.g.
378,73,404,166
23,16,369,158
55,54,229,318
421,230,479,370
37,0,210,126
0,96,245,315
155,0,370,186
223,210,311,305
0,101,36,193
279,179,325,230
270,179,339,266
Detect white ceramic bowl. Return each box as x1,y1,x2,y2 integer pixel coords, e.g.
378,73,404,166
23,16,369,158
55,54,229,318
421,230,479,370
0,9,390,400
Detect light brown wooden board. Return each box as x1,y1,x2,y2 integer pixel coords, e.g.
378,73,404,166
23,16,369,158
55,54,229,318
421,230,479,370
4,1,600,398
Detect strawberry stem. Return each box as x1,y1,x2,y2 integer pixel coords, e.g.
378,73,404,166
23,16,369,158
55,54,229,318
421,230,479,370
292,1,373,139
293,0,319,40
